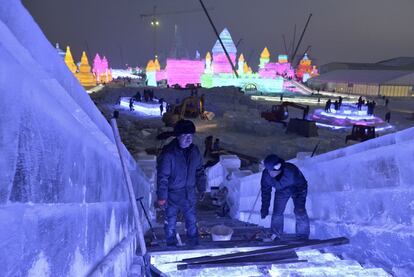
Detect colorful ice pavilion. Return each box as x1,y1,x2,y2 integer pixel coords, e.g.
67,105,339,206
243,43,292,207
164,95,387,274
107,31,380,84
151,28,298,94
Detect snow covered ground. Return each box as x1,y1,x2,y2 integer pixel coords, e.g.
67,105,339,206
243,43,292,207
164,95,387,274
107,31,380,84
92,84,413,163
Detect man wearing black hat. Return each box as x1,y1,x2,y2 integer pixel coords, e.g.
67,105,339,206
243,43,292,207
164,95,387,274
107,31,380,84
157,119,206,246
261,154,310,240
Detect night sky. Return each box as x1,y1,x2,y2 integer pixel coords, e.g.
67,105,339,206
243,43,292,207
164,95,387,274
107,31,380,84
22,0,414,69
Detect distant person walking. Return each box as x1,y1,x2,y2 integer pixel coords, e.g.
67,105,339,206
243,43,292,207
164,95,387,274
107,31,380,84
159,98,165,116
324,99,331,113
385,98,389,107
334,100,339,111
143,90,149,102
134,91,141,102
357,96,363,110
385,111,391,123
366,101,372,115
129,97,134,111
160,103,164,116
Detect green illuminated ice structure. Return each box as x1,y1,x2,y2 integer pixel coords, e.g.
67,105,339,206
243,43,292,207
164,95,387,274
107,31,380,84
200,28,284,94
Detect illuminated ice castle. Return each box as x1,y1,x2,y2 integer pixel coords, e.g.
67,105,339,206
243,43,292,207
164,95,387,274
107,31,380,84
149,28,310,94
60,44,112,87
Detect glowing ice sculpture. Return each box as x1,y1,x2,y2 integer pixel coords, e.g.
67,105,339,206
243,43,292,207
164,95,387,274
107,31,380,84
75,51,97,87
64,46,77,74
93,54,112,83
296,53,319,81
259,47,270,69
310,103,393,131
237,54,245,76
205,52,212,74
212,28,237,74
278,54,288,63
146,59,157,86
154,58,161,71
165,59,204,87
146,27,286,93
102,56,113,82
257,49,294,79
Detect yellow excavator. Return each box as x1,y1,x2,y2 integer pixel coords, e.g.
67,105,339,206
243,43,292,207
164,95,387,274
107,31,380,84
261,101,318,137
162,95,207,127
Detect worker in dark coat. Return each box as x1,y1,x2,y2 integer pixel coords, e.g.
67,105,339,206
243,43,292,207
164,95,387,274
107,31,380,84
261,154,310,240
157,120,206,246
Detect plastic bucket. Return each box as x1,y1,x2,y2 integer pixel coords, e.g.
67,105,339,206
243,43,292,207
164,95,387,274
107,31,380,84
211,225,234,241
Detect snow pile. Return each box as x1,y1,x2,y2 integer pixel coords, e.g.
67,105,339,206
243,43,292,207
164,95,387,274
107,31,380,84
220,109,285,136
0,1,151,276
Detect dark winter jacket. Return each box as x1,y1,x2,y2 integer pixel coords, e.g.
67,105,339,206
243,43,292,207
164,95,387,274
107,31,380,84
261,162,307,213
157,138,206,205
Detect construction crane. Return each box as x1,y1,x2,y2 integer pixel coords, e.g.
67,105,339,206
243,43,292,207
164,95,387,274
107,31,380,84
140,5,214,57
290,13,312,66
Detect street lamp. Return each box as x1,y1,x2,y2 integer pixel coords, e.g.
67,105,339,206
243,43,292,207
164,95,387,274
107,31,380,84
150,18,159,26
150,17,159,57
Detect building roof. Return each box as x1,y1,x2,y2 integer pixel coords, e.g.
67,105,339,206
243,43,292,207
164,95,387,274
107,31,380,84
319,58,414,74
310,69,414,86
376,57,414,67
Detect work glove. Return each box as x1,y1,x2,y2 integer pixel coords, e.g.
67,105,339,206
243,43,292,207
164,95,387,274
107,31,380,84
157,199,166,207
198,192,206,202
261,209,268,219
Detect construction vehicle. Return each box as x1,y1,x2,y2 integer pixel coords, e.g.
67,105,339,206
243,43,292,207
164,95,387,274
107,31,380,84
162,95,206,127
261,102,309,125
261,101,318,137
345,125,377,143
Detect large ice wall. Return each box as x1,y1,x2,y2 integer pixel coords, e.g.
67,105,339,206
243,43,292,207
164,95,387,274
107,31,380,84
0,1,151,276
295,126,414,276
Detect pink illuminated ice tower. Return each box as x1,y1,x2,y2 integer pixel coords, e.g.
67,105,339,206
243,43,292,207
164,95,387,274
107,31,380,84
212,28,237,74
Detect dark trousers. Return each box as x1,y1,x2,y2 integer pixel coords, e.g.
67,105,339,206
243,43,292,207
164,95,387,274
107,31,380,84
164,200,198,245
271,186,310,238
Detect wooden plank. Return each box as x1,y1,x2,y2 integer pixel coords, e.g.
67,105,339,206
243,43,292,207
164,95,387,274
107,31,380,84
147,239,290,252
180,237,349,264
190,250,298,264
178,259,307,270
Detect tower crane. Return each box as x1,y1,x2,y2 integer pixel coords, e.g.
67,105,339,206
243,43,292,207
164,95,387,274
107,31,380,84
140,5,214,57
